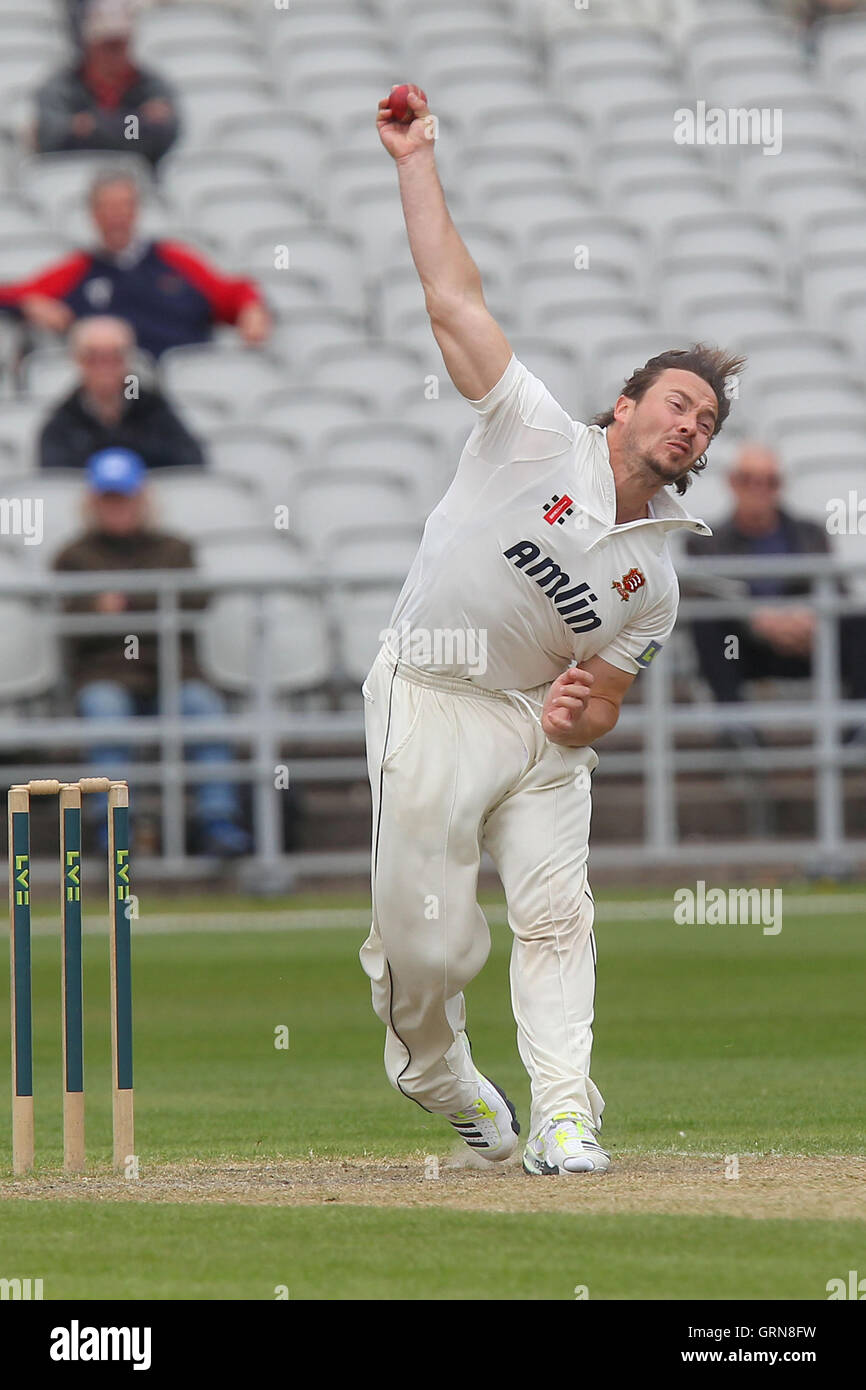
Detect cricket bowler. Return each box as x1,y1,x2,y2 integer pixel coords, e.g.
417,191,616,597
360,86,745,1175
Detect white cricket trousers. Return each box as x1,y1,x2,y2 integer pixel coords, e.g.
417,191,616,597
359,645,605,1141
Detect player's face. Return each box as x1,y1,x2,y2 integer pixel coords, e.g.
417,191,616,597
625,370,718,484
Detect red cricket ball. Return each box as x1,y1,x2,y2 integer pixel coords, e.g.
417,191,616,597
387,83,427,124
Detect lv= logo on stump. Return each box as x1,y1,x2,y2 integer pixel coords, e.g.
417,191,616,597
8,778,134,1175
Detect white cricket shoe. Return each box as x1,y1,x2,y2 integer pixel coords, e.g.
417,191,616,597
446,1075,520,1161
523,1112,610,1175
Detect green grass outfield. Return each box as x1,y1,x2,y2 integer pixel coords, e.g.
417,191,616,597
1,884,865,1299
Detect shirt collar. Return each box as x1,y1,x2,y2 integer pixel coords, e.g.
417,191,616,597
588,424,712,538
98,238,149,269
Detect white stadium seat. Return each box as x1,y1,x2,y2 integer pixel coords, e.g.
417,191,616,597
396,2,516,42
801,254,866,332
507,337,585,424
550,23,667,72
17,152,154,222
19,349,79,402
176,79,279,149
160,150,281,219
197,529,310,581
238,225,365,316
777,418,866,475
519,262,634,333
679,461,736,529
759,378,866,436
1,470,90,566
432,70,546,130
305,342,429,416
325,150,399,223
261,9,382,46
0,45,63,100
254,387,373,451
787,467,866,533
171,396,231,440
481,178,599,249
0,233,73,282
135,4,252,51
214,112,327,193
375,266,428,339
199,588,332,696
0,593,59,701
476,105,590,174
595,146,711,206
458,147,572,211
143,41,265,87
656,259,778,331
206,426,307,512
617,175,729,248
328,526,422,583
0,197,51,239
0,0,64,19
267,309,367,366
336,584,412,685
397,390,478,463
592,331,695,416
756,173,866,239
291,470,422,555
192,184,313,257
736,328,851,378
840,291,866,367
687,293,799,348
148,470,267,541
544,303,652,373
805,208,866,259
816,11,866,76
559,67,684,127
160,346,287,415
666,211,785,268
322,422,441,491
323,178,412,279
0,398,50,467
528,214,643,290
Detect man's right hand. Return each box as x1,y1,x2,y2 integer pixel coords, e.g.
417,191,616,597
70,111,96,138
20,294,73,333
377,85,436,161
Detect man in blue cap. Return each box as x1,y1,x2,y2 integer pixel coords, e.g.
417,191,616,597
53,447,251,856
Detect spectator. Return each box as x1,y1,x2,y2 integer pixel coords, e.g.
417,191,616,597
35,0,178,168
685,444,866,738
53,447,252,857
768,0,866,53
39,315,205,471
0,171,272,358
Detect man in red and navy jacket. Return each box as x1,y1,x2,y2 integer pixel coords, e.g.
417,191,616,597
0,171,272,359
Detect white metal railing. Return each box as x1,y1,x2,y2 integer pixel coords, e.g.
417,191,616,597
0,552,863,886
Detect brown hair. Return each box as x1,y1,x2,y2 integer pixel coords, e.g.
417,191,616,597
591,343,746,495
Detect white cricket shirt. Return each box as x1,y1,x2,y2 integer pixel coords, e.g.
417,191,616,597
385,353,712,691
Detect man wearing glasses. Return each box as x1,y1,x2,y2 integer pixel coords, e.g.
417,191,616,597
685,444,866,734
38,315,204,472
